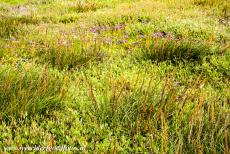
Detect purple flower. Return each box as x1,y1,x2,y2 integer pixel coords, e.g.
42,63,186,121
114,23,126,30
90,26,110,33
101,26,109,31
140,35,146,38
90,27,98,33
155,31,167,37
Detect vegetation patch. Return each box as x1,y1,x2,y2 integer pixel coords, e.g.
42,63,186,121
34,38,105,70
82,74,229,153
69,1,100,13
0,0,229,153
0,15,39,38
138,37,215,63
0,65,67,122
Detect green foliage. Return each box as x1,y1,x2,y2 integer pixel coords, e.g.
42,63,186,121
0,65,67,121
69,1,99,13
0,0,26,5
139,38,214,63
0,15,39,38
34,38,105,70
0,0,229,153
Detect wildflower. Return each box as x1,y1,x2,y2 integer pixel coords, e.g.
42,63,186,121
114,23,126,30
90,27,99,33
140,34,146,39
151,31,167,38
90,26,109,33
155,31,167,37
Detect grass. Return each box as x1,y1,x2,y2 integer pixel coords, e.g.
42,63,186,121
0,15,38,38
0,0,229,153
0,64,67,121
138,37,214,63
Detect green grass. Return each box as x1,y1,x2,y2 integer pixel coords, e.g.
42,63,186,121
0,0,229,153
0,64,68,121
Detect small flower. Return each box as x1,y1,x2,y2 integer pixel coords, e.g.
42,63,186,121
71,28,76,34
90,26,109,33
62,40,68,45
90,27,99,33
155,31,167,37
140,35,146,38
114,23,126,30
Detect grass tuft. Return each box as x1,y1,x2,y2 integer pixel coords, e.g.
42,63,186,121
139,38,213,63
0,15,39,38
0,65,66,122
69,1,99,13
34,38,105,70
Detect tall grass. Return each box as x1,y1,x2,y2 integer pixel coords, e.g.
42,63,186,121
0,15,39,38
138,37,215,63
69,1,99,13
83,74,230,153
35,37,105,70
2,32,105,70
0,64,67,122
0,0,229,153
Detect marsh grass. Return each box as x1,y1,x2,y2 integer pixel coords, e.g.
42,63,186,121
84,74,230,153
192,0,229,7
0,65,66,122
3,32,106,70
34,37,105,70
0,15,39,38
139,37,213,63
69,1,99,13
0,0,229,153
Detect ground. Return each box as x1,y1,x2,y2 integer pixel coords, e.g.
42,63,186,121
0,0,229,153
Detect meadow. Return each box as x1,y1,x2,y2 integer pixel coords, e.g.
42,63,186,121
0,0,229,153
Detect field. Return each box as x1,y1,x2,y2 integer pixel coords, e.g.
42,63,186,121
0,0,229,153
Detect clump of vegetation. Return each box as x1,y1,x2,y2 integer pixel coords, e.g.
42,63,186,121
193,0,215,6
69,1,99,13
83,74,229,153
139,38,213,63
58,14,78,23
0,65,67,122
0,15,39,38
34,38,105,70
